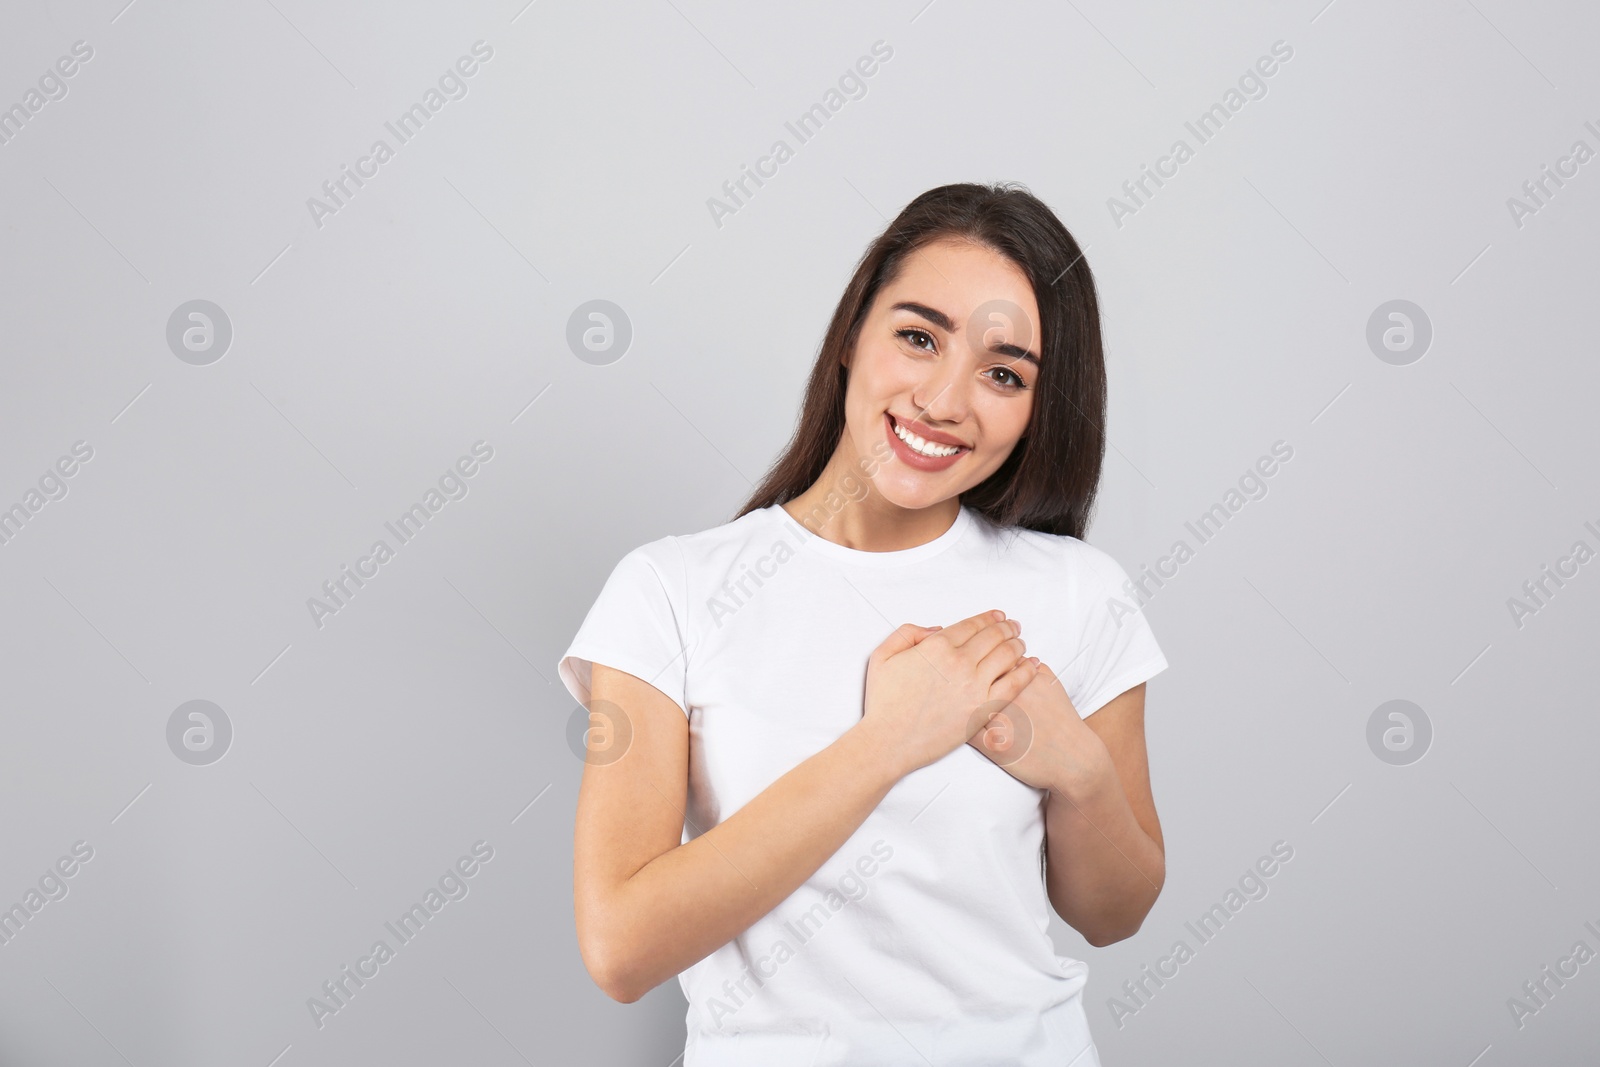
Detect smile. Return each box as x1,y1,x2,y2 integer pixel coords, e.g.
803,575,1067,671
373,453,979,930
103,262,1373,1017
889,419,960,457
887,413,971,460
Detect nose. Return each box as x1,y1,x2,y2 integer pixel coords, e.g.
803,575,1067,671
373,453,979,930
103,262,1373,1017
911,352,972,428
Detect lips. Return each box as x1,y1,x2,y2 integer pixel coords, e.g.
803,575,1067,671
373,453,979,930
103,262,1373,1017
885,412,971,471
889,413,969,450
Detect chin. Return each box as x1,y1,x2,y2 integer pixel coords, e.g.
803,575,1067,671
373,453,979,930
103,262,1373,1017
871,476,964,512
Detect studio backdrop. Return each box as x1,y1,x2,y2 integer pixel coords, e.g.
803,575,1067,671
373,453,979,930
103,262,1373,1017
1,0,1596,1064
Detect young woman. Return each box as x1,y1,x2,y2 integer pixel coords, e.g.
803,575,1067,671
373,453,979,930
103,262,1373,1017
558,182,1169,1065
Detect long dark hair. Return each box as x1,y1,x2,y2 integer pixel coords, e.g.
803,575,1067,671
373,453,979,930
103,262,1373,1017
733,182,1108,540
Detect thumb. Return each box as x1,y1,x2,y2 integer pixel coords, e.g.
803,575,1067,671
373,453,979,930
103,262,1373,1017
875,622,940,660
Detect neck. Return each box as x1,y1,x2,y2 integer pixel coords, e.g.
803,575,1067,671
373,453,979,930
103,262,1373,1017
781,440,961,553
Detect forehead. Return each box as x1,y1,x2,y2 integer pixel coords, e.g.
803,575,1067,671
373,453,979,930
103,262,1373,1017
878,238,1039,325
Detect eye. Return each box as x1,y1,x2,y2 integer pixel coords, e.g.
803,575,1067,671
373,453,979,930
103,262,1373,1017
987,365,1029,390
896,328,936,352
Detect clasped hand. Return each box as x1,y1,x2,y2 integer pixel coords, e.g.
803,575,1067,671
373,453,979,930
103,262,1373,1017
860,609,1099,793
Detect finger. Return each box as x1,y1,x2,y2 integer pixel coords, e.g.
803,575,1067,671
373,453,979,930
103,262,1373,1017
935,609,1008,648
968,709,1006,749
975,703,1034,765
975,635,1028,683
961,616,1023,666
874,621,936,661
988,657,1038,705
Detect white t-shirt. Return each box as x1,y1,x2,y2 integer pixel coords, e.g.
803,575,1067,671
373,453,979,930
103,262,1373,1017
558,502,1169,1066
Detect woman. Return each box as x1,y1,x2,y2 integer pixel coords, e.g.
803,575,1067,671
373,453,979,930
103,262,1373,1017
557,182,1169,1065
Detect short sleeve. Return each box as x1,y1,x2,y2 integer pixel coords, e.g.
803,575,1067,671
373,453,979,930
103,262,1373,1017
557,539,690,719
1064,545,1169,719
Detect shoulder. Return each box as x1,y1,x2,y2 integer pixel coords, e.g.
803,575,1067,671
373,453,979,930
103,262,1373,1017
614,506,780,575
671,505,779,553
978,515,1132,588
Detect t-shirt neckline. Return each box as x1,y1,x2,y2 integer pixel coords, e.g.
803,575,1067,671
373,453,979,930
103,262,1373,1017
769,502,975,566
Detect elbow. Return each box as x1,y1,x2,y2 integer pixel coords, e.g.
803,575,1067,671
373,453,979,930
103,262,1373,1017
1082,884,1164,948
578,904,652,1004
596,967,647,1005
1068,881,1163,949
1083,921,1142,948
582,939,647,1004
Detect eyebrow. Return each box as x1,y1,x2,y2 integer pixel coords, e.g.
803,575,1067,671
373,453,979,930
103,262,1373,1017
891,300,1040,365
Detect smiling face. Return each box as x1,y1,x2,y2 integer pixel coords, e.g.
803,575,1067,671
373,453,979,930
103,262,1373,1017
840,236,1042,511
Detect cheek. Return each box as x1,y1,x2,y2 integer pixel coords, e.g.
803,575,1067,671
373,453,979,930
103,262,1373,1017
849,343,917,400
976,400,1031,452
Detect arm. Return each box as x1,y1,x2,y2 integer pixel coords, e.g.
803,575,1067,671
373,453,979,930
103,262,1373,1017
1041,682,1166,946
573,663,903,1003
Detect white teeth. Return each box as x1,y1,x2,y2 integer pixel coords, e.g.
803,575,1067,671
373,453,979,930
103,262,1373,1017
892,418,964,458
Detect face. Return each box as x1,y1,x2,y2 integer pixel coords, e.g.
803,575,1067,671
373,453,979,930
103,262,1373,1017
840,237,1042,510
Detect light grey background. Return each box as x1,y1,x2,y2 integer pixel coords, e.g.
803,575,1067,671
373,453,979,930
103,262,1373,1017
2,0,1596,1063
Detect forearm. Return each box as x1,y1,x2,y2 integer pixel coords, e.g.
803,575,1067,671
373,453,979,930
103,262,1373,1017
1042,743,1165,946
595,722,901,1001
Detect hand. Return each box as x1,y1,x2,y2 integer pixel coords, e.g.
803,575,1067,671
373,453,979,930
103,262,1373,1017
857,609,1039,780
967,659,1104,792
